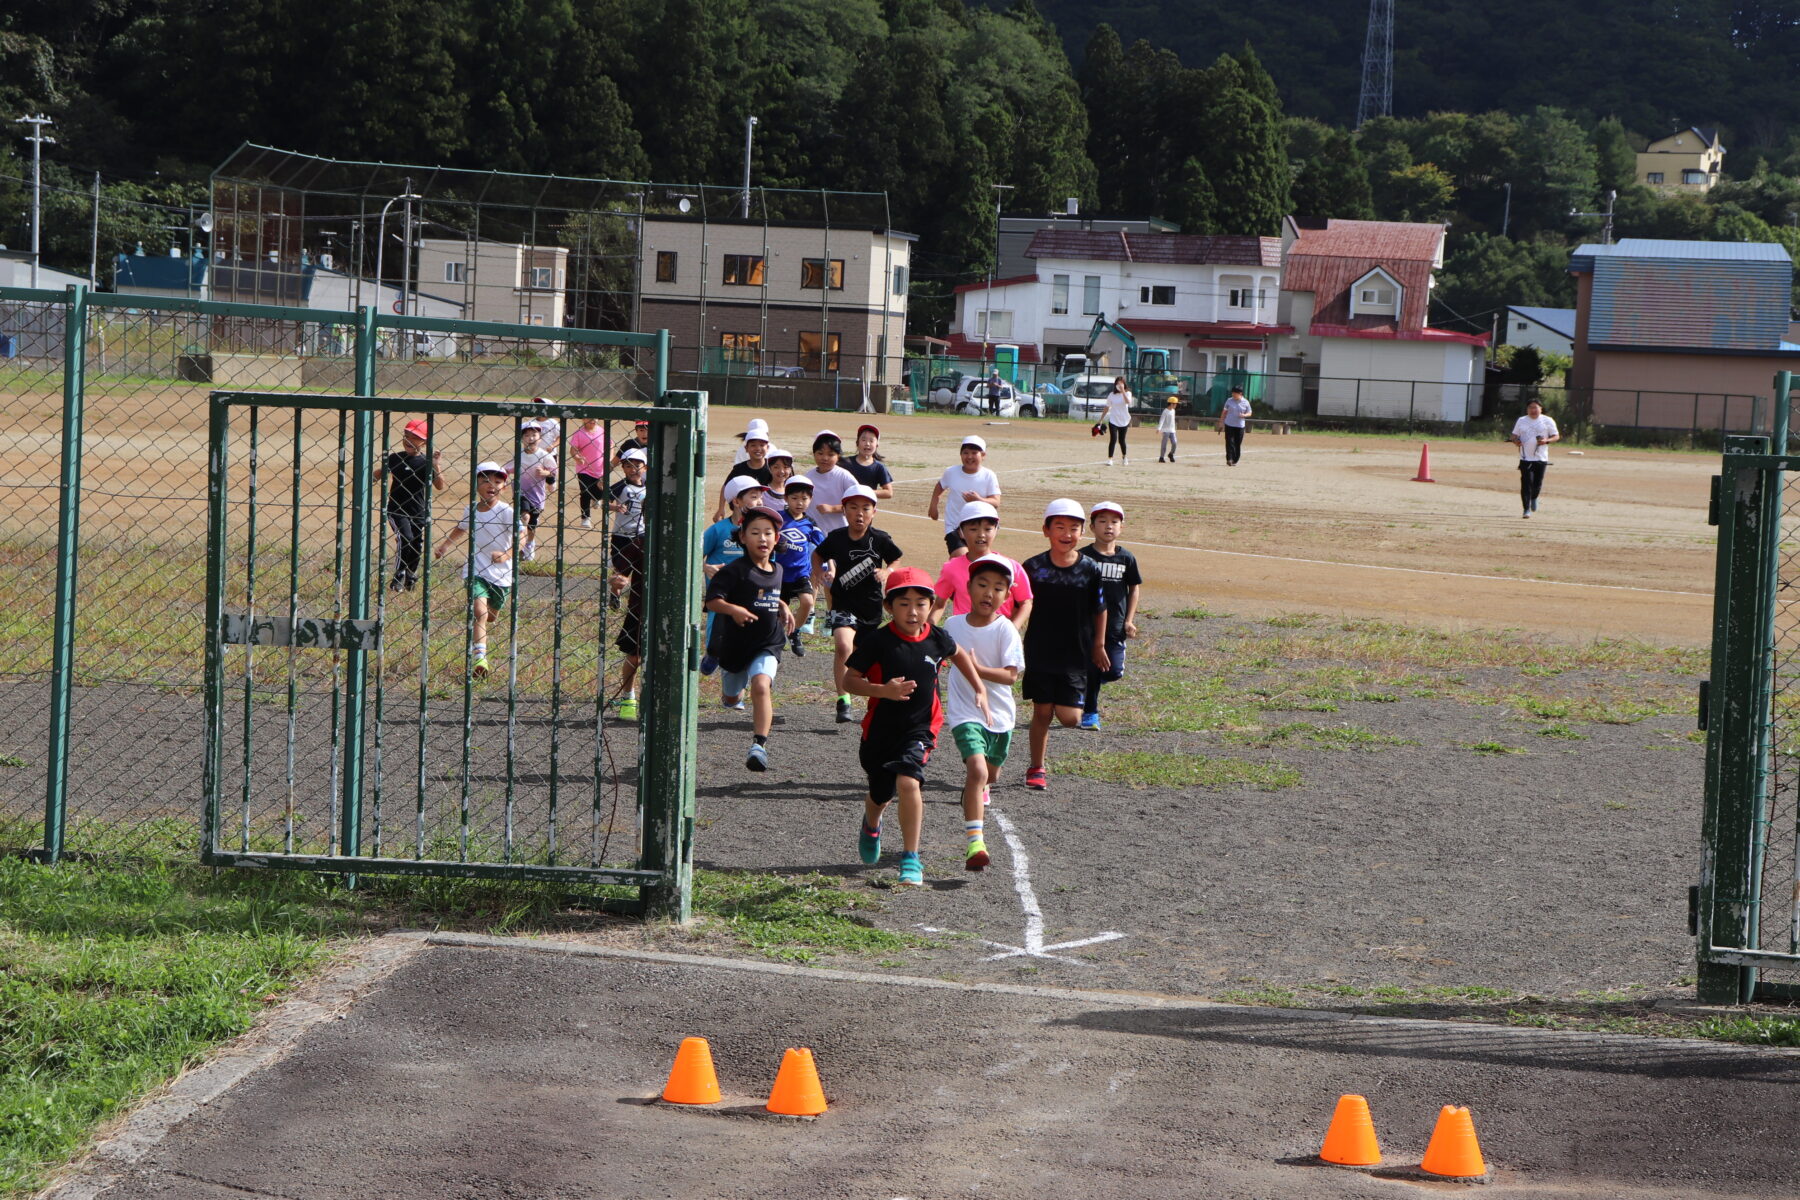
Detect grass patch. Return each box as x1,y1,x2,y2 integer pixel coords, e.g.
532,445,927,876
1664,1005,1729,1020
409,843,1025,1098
0,756,22,769
1172,606,1226,620
1225,722,1416,751
1537,723,1589,740
1465,741,1525,755
1058,749,1300,791
690,869,920,963
1694,1015,1800,1047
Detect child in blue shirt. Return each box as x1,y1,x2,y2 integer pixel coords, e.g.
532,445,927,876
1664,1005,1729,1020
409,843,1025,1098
775,477,826,656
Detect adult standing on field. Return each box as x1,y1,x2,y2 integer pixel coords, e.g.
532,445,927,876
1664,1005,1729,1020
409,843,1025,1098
1104,377,1133,466
1218,385,1251,466
1510,398,1560,518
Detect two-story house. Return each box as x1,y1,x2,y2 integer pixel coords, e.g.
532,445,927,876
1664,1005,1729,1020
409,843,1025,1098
414,237,569,331
636,215,914,382
950,230,1286,377
1275,218,1488,419
1636,128,1724,192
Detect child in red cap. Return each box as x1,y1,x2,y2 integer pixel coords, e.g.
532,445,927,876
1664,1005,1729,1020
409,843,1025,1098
375,417,444,592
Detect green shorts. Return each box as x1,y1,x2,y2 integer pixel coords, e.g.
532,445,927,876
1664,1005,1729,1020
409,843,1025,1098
951,722,1011,768
471,577,510,611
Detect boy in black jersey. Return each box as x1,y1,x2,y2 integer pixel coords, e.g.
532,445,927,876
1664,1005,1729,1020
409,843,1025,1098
1020,499,1109,792
375,418,445,592
703,505,793,773
1078,501,1142,731
812,484,902,724
844,568,989,887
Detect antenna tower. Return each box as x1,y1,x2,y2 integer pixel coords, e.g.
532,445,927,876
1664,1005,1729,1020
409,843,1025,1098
1356,0,1394,129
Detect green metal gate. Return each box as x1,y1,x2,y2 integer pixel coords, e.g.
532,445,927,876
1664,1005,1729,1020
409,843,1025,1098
201,388,705,919
1698,373,1800,1001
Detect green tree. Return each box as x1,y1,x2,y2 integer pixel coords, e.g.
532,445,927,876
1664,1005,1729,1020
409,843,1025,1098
1168,156,1216,233
1434,233,1574,332
1385,163,1455,222
1509,106,1597,237
1191,53,1289,234
1286,117,1373,220
633,0,725,183
1591,117,1639,195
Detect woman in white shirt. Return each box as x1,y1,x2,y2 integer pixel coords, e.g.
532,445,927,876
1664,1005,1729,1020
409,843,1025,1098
1509,399,1560,518
1217,385,1252,466
1104,377,1134,466
1157,396,1179,462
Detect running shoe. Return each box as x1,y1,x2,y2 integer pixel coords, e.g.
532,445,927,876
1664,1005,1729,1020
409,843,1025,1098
617,697,638,721
802,618,817,635
745,741,768,772
699,654,718,676
982,785,990,807
472,655,490,680
580,517,592,529
522,542,537,562
896,853,924,887
858,822,881,865
1078,712,1101,731
835,697,855,723
724,697,746,711
965,838,990,872
789,631,806,657
1024,766,1048,790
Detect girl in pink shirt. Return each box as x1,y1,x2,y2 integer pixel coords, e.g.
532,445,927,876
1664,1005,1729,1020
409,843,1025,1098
568,415,608,529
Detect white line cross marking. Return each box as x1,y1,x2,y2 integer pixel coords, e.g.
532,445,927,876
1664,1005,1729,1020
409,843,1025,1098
938,808,1126,964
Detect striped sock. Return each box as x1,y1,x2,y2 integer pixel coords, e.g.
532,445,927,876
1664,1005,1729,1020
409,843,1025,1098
965,820,983,842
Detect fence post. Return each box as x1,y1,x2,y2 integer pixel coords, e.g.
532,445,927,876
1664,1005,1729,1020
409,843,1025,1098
640,388,706,922
1775,372,1792,451
339,306,378,863
40,285,88,863
1353,379,1361,419
652,328,670,401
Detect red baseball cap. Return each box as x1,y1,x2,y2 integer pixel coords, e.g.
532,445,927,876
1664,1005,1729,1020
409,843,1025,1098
884,567,936,597
404,418,429,440
856,423,880,439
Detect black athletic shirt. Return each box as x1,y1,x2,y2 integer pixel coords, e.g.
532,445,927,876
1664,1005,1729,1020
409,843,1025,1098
816,526,902,623
725,461,773,487
703,557,786,672
847,622,957,744
1020,551,1104,674
1080,544,1143,643
384,451,433,518
843,458,893,491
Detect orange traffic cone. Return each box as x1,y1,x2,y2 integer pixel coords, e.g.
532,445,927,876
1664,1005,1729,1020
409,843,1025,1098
1412,443,1436,482
1420,1105,1488,1178
1318,1094,1382,1166
765,1047,828,1116
660,1036,722,1105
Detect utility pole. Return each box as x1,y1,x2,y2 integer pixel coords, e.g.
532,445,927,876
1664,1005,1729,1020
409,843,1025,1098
88,171,100,287
1501,182,1512,239
1355,0,1394,129
740,116,758,220
983,183,1014,367
15,114,55,288
1571,189,1619,245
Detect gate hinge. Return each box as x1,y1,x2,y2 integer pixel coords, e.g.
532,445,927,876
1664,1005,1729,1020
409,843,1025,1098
1697,679,1709,731
1708,474,1720,526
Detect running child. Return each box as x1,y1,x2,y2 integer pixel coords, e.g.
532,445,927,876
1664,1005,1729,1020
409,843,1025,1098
699,475,768,675
845,568,990,886
1157,395,1179,463
804,430,861,533
944,555,1024,872
1078,501,1141,730
1020,499,1109,790
612,417,650,468
812,484,902,723
843,423,895,499
927,435,1002,556
775,477,825,656
432,461,521,680
375,417,444,592
608,448,648,610
765,446,796,495
931,501,1032,628
703,504,793,772
509,421,557,562
715,418,773,519
568,413,608,528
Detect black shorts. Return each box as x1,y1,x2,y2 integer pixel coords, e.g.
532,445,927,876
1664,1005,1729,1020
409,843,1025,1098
943,529,967,555
610,535,644,576
860,734,934,805
826,609,879,633
1021,668,1088,708
780,576,814,602
520,500,543,529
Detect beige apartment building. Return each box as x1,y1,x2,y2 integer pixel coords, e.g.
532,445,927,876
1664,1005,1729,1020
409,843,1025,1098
1636,127,1724,192
414,236,569,330
637,215,914,381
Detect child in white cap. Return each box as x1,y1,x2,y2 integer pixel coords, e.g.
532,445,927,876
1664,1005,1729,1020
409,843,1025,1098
927,435,1002,557
1019,499,1109,790
715,419,773,520
432,461,521,680
1078,501,1140,730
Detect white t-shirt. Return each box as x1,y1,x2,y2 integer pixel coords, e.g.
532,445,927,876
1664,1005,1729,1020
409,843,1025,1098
1511,414,1558,462
1157,407,1177,433
937,465,1002,532
805,464,860,532
457,501,520,587
530,416,560,451
945,614,1024,733
1222,396,1252,428
1106,390,1134,427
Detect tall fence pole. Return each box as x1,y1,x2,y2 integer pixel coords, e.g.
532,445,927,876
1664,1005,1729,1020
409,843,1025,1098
40,284,88,862
339,306,378,863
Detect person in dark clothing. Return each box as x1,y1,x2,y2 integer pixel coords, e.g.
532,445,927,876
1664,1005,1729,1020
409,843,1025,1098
376,418,444,592
1077,501,1142,729
1019,499,1109,791
703,505,793,772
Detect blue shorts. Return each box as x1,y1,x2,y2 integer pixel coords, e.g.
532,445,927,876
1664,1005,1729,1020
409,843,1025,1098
721,652,780,697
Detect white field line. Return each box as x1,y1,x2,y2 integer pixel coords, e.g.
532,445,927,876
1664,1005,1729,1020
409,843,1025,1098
974,808,1125,964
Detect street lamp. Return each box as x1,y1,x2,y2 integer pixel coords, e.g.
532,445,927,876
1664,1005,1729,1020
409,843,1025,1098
374,184,421,319
1571,189,1618,245
741,116,759,219
982,183,1014,366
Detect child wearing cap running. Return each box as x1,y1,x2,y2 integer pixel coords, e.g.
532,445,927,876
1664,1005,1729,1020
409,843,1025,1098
846,567,990,886
813,485,902,723
1078,502,1142,730
765,447,796,495
843,424,895,499
927,435,1002,556
613,418,650,468
1019,499,1109,790
944,556,1024,871
932,501,1032,629
776,478,825,655
699,476,769,675
703,505,793,772
804,431,861,533
607,449,648,613
509,422,557,563
432,462,522,680
375,418,444,593
715,420,774,520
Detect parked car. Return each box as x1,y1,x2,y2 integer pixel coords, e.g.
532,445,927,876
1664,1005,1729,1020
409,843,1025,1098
926,375,1042,418
1059,375,1119,419
747,363,804,377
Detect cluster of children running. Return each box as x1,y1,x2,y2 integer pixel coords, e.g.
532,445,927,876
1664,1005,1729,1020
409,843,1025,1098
392,406,1141,889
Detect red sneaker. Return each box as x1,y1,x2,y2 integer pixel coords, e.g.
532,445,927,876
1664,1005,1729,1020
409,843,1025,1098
1024,767,1048,791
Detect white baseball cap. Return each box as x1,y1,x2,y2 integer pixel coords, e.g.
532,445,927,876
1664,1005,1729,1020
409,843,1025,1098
958,501,999,525
475,460,507,478
967,553,1014,582
621,448,647,463
766,446,793,461
744,419,771,441
814,428,840,443
519,420,542,432
1089,501,1124,519
723,475,769,501
842,483,880,506
1043,498,1085,522
961,435,987,451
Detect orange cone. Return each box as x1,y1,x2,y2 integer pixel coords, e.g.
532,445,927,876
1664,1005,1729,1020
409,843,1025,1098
1412,442,1436,482
1318,1094,1382,1166
764,1047,828,1116
660,1036,722,1105
1420,1105,1488,1178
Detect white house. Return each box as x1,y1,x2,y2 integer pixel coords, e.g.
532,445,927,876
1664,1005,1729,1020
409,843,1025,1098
949,230,1286,377
1503,305,1575,358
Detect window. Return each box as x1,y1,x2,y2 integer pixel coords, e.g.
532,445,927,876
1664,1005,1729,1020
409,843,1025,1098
1138,285,1175,306
656,251,677,283
529,266,553,289
892,264,908,295
798,331,840,373
1051,273,1070,315
1215,353,1246,371
722,254,766,286
1277,357,1303,373
1229,288,1249,308
1682,169,1707,185
974,310,1012,339
801,258,844,290
1516,321,1528,331
1082,275,1101,315
720,332,761,363
529,314,546,326
444,261,465,284
1646,171,1665,184
1358,287,1395,306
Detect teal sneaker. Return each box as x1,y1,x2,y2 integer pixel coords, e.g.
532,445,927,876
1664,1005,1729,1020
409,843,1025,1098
858,822,881,866
897,853,924,887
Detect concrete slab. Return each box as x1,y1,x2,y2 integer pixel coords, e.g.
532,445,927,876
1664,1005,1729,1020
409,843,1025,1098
73,938,1800,1200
